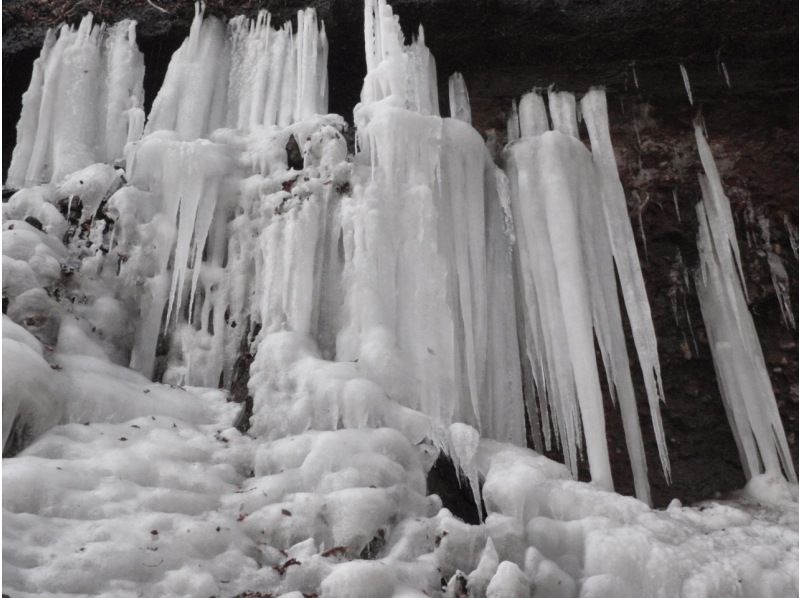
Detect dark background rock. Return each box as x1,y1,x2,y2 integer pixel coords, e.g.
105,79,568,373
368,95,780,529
3,0,797,508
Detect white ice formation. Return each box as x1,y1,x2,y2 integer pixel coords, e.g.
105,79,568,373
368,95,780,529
505,88,671,503
146,4,328,138
2,1,798,596
6,14,145,189
694,122,797,485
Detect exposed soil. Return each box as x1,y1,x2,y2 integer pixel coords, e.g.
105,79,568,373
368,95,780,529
3,0,797,508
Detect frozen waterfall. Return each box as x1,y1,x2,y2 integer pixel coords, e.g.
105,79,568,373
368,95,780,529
2,0,797,596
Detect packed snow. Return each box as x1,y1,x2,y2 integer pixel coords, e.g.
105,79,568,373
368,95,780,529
2,0,797,596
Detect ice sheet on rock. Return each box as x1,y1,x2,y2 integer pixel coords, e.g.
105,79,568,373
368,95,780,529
3,186,67,238
57,163,124,219
3,320,64,454
475,438,798,598
247,331,436,445
3,409,256,597
5,16,144,189
694,127,797,484
2,314,221,456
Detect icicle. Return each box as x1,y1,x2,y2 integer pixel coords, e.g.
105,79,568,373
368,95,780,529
448,72,472,124
784,214,798,259
694,126,796,483
507,100,520,143
679,64,694,105
694,120,749,303
759,217,796,329
631,61,640,90
633,190,650,261
547,90,578,138
672,188,681,222
580,88,671,483
518,91,549,137
721,62,732,89
696,206,797,484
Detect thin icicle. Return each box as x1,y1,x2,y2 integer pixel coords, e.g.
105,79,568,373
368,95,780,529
759,217,796,329
631,61,640,90
672,188,681,222
507,100,520,143
679,64,693,105
784,214,798,260
721,62,732,89
448,72,472,124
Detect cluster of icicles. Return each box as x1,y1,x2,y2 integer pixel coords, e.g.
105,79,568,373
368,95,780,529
4,0,796,506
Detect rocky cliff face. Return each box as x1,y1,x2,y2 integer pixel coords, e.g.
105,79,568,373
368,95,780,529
3,0,797,507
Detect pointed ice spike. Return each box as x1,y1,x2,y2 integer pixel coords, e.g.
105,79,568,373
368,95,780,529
679,64,694,105
672,188,681,222
694,121,749,303
631,61,640,90
721,62,732,89
784,214,798,259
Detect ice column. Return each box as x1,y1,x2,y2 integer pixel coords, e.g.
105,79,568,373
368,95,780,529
360,0,439,119
147,4,328,139
694,123,797,483
344,11,524,443
5,16,144,188
448,72,472,124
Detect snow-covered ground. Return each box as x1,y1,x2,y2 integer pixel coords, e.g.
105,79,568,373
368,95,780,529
3,0,797,596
